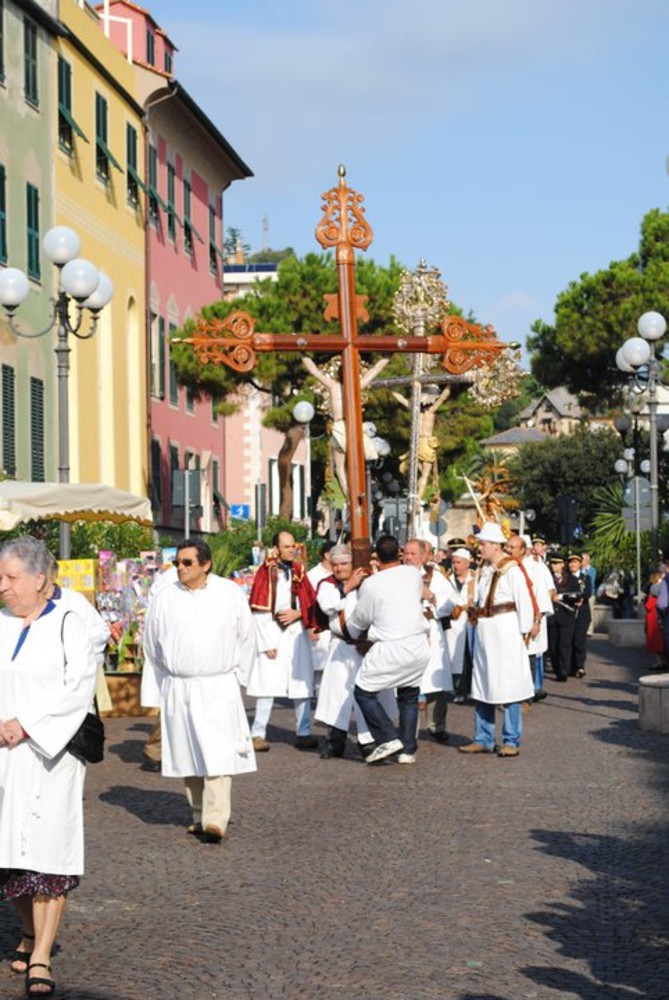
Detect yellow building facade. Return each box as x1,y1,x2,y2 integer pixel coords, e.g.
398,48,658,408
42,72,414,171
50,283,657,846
55,0,146,494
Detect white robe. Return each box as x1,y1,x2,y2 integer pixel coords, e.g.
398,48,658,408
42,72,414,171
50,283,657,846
0,603,96,875
522,555,555,656
314,581,396,738
142,575,257,778
307,563,332,675
470,562,535,705
247,570,314,699
346,564,430,692
436,569,476,675
54,585,112,712
419,567,453,695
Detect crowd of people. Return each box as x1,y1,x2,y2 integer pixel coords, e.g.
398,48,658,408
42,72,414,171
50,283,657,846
0,525,600,994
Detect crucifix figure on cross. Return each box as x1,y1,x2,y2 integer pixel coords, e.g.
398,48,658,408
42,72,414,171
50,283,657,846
182,166,509,566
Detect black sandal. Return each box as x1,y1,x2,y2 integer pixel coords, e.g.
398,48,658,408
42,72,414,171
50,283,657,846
26,962,55,996
10,932,34,974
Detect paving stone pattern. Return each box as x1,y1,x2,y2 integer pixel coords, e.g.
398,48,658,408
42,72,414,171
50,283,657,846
1,638,669,999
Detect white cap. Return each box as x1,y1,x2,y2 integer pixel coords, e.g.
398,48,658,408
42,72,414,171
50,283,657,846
451,548,472,561
522,534,533,548
476,522,507,544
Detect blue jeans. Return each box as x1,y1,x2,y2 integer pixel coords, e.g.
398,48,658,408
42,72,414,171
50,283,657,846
354,685,419,755
534,653,545,691
474,701,522,749
252,696,312,738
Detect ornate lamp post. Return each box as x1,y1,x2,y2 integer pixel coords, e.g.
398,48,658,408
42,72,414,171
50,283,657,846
292,399,315,536
616,311,669,566
0,226,114,557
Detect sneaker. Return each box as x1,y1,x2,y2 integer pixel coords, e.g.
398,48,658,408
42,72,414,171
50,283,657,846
458,742,496,754
497,745,519,757
397,753,416,764
365,739,404,764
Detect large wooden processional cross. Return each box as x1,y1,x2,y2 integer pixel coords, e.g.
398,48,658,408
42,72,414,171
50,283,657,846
185,166,508,566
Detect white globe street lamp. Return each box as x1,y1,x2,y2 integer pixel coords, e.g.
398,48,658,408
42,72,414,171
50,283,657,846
0,225,114,557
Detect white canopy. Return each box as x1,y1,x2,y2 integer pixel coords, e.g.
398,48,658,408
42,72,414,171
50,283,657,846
0,482,153,531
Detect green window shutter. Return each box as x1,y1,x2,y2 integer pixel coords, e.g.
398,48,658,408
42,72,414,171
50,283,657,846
158,316,166,400
24,18,38,105
0,163,7,263
26,183,40,280
30,376,45,481
126,123,144,204
2,363,16,477
150,438,162,507
95,93,108,181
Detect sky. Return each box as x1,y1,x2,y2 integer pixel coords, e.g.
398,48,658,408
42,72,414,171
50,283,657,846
154,0,669,355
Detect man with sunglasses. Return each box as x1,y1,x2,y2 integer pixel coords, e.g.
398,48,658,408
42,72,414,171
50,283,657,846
142,540,258,843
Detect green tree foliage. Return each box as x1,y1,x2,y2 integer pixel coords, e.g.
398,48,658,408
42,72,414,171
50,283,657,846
208,516,315,577
246,247,295,265
508,426,622,540
223,226,251,260
527,209,669,404
2,520,155,559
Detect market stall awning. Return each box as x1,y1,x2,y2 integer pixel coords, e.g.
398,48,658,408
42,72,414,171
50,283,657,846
0,482,153,531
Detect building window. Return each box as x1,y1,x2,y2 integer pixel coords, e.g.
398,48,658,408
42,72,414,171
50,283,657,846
158,317,166,399
2,363,15,477
186,387,195,413
164,49,172,75
30,377,44,481
0,1,6,84
26,183,40,280
147,143,167,223
95,93,122,183
24,17,38,106
58,57,87,153
95,93,109,181
146,28,155,66
167,162,177,241
169,443,179,481
211,397,218,424
0,164,6,264
169,323,179,406
183,178,193,254
126,123,145,206
150,439,162,507
208,204,218,273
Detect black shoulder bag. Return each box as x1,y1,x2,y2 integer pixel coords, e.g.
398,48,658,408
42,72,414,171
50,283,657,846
60,612,105,764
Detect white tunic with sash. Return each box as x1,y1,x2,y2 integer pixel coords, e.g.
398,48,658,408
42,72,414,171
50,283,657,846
522,555,555,656
418,566,454,695
307,562,332,675
436,569,476,675
142,575,257,778
0,604,96,874
470,561,535,705
247,570,314,699
346,564,430,692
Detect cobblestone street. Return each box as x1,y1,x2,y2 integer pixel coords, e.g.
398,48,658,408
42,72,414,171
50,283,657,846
1,637,668,1000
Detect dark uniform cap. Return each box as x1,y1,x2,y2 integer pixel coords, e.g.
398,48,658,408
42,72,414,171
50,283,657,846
532,535,547,545
567,553,582,562
549,555,565,565
447,537,467,548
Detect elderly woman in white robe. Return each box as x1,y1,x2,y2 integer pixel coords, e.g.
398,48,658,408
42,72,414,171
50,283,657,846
0,536,95,997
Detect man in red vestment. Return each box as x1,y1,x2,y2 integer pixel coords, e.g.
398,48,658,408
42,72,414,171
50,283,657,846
247,532,319,751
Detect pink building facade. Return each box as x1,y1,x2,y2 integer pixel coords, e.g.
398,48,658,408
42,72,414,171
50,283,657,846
97,1,312,536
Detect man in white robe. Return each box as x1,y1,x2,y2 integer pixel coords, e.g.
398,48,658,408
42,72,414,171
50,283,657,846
315,545,396,759
437,548,476,699
506,534,555,701
142,540,257,843
346,534,430,765
307,540,336,689
459,522,536,758
247,532,318,751
402,538,453,743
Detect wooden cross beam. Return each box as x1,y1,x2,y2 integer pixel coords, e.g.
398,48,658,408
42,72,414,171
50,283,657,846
181,166,507,566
